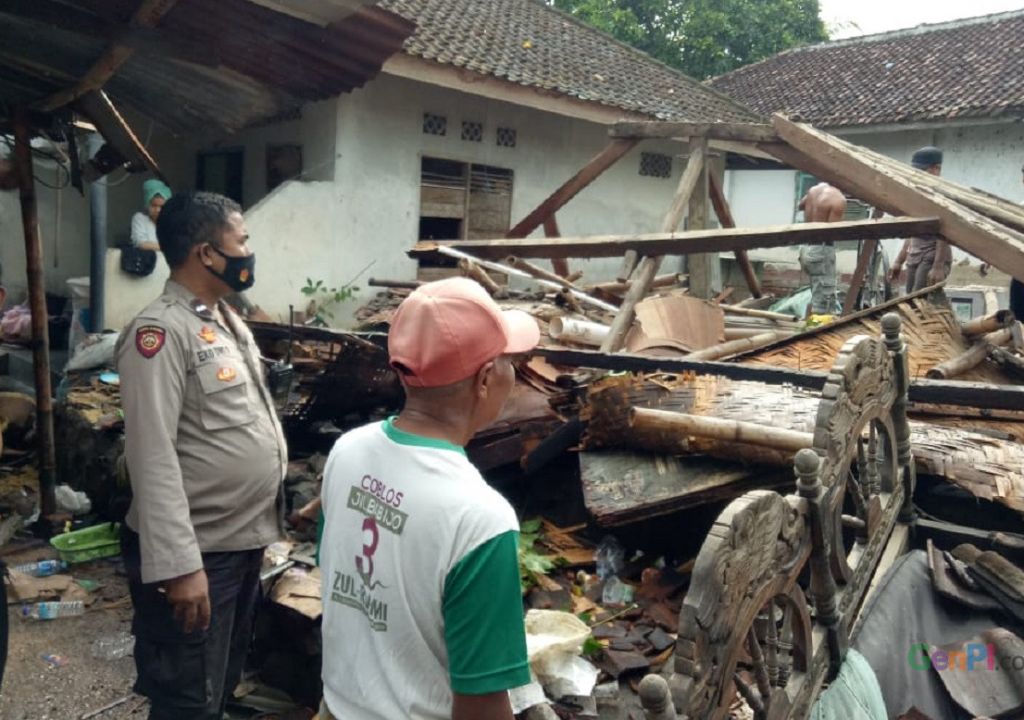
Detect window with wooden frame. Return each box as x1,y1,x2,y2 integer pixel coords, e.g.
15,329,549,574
418,156,514,268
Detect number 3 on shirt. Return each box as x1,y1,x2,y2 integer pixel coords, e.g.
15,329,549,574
355,517,379,586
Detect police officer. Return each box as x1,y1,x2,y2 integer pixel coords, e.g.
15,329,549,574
117,191,287,720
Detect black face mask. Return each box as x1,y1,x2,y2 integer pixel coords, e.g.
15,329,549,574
205,245,255,292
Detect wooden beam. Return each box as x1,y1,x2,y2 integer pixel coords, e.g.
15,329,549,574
631,407,813,452
36,0,180,112
76,90,163,179
13,107,57,519
542,215,569,278
602,137,707,352
767,115,1024,280
687,138,713,299
411,217,939,261
708,170,762,298
532,347,1024,411
610,121,778,144
507,139,638,239
841,239,878,315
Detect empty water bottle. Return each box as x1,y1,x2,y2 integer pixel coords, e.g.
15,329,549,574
21,600,85,620
11,559,67,577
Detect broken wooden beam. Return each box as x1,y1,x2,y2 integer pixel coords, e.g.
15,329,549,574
610,121,778,144
507,138,638,238
709,171,762,298
685,331,788,361
506,255,578,290
722,305,799,323
586,274,682,295
767,115,1024,280
534,346,1024,411
603,137,707,352
458,258,501,295
411,217,939,261
631,407,812,453
368,278,421,290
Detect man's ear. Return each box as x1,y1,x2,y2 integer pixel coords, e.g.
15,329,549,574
474,360,496,398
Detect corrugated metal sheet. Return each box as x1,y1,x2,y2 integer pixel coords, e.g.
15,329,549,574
0,0,414,134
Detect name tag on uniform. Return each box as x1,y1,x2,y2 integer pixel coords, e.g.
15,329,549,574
195,345,231,364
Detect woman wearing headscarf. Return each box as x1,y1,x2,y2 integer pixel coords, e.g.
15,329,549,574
131,178,172,251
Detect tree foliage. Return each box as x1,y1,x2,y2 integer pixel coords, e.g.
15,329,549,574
549,0,828,80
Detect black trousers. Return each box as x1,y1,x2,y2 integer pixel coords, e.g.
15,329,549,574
122,528,263,720
1011,278,1024,320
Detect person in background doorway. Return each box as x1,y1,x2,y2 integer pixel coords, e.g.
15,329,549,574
117,191,286,720
318,277,537,720
131,178,172,251
798,182,846,316
890,147,951,293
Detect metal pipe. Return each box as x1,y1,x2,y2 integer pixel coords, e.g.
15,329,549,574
87,133,106,332
13,107,57,519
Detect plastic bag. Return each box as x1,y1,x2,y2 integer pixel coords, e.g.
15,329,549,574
595,535,625,580
66,332,119,372
55,484,92,515
525,609,599,698
0,304,31,341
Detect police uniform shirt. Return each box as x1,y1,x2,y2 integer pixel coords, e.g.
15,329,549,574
116,280,287,584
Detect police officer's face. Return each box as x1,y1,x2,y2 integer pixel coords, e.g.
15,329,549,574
200,212,250,269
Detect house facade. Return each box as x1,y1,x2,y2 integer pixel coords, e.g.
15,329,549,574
711,9,1024,285
1,0,757,330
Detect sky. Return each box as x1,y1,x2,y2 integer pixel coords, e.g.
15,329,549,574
819,0,1024,38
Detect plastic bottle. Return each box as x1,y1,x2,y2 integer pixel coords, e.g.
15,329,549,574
21,601,85,620
11,559,67,577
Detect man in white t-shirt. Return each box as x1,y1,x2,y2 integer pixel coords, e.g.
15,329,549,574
319,277,539,720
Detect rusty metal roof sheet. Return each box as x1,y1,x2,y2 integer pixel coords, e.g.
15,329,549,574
0,0,414,134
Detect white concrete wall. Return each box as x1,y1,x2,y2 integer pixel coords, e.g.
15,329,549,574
245,73,690,324
103,249,171,333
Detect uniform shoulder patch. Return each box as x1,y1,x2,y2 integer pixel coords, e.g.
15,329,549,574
135,325,167,359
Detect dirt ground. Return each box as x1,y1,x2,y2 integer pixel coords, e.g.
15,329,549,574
1,545,145,720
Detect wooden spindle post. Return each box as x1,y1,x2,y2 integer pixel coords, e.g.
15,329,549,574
882,312,916,522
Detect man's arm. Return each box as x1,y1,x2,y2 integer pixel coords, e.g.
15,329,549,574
452,691,514,720
890,239,911,281
118,321,209,632
928,239,952,283
443,529,531,720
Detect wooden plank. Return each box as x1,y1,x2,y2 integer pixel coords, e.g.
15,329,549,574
602,138,707,352
709,171,762,298
507,138,638,238
543,214,569,278
36,0,180,112
841,239,878,315
610,121,778,144
579,450,786,526
76,90,163,179
533,346,1024,411
411,217,939,261
768,115,1024,280
687,137,713,299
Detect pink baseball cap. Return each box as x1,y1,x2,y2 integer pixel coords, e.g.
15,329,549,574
388,277,540,387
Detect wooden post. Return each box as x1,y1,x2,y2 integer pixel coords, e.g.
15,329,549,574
925,327,1012,379
841,239,878,315
881,313,916,523
602,138,707,352
638,675,679,720
542,215,569,278
962,310,1015,336
688,141,715,299
708,165,762,298
13,108,57,519
507,139,638,239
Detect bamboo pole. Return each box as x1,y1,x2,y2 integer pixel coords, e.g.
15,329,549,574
725,327,795,340
961,310,1015,337
685,331,787,361
722,305,800,323
602,138,707,352
585,274,683,296
457,258,501,295
926,327,1013,379
506,255,579,290
630,407,813,453
13,107,57,519
435,246,619,313
368,278,422,290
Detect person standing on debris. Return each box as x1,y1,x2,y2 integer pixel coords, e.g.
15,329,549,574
890,147,951,292
318,277,538,720
116,191,287,720
130,178,172,251
797,182,846,316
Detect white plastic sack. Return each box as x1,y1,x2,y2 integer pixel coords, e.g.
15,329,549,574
55,484,92,515
66,332,119,372
524,609,600,698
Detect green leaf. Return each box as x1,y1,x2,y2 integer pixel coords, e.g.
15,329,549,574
581,636,603,657
520,518,542,534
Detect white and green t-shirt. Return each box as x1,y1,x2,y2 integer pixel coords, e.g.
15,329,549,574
319,418,530,719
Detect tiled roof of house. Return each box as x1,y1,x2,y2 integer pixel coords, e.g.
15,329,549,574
708,10,1024,128
379,0,759,123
